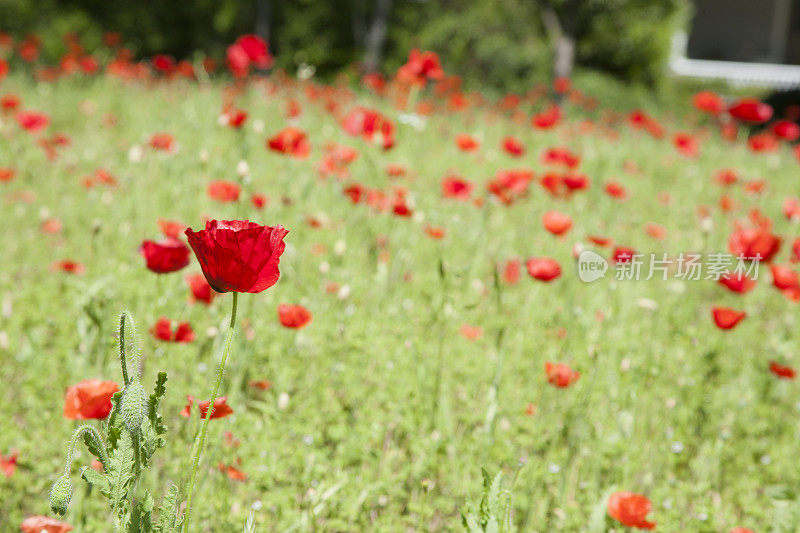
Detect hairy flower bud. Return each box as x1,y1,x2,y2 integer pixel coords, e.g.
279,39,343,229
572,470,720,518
49,474,73,515
120,379,148,434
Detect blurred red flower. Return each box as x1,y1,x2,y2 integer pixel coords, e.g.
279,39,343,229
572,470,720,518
769,361,796,379
455,133,479,151
185,219,288,293
772,120,800,141
139,238,190,273
50,260,85,275
1,450,17,477
542,210,572,236
181,395,234,419
501,136,525,157
693,90,725,115
728,98,773,123
186,272,216,305
150,317,195,343
205,181,240,203
63,379,119,420
278,304,312,329
20,516,73,533
441,174,473,200
607,491,655,529
17,110,50,133
397,49,444,86
712,306,746,330
526,257,561,281
545,362,579,388
267,127,310,159
718,272,756,294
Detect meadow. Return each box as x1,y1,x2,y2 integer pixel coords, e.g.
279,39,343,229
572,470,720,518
1,41,800,532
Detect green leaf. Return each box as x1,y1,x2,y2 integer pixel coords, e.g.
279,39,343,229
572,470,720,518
108,431,135,513
130,490,154,533
80,466,111,497
156,484,180,533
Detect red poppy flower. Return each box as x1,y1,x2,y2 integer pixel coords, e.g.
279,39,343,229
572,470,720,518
772,120,800,141
783,198,800,221
267,127,310,159
139,238,190,273
501,136,525,157
604,181,628,200
719,272,756,294
553,76,571,94
424,225,445,239
693,90,725,115
151,54,175,74
502,258,521,284
0,58,6,81
712,306,746,329
157,218,186,239
0,93,20,112
545,362,579,388
150,317,195,343
728,223,781,262
224,108,248,129
730,528,753,533
542,210,572,236
488,168,533,204
441,175,473,200
526,257,561,281
460,324,483,340
728,98,773,123
185,220,288,293
532,105,562,129
0,167,15,182
769,361,796,379
63,379,119,420
50,260,85,275
149,132,176,152
181,395,234,419
748,132,779,153
218,462,247,481
607,491,656,530
226,34,272,77
397,49,444,86
771,264,799,290
673,132,699,157
186,272,216,305
455,133,479,151
207,180,241,202
341,107,395,150
714,168,738,186
17,110,50,133
278,304,312,329
541,147,580,168
563,172,590,191
1,450,17,477
21,516,74,533
251,193,268,209
612,246,636,263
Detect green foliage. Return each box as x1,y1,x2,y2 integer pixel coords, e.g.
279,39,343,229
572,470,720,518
462,468,516,533
0,0,688,88
50,313,177,532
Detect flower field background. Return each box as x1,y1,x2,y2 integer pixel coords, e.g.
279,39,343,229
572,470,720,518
1,37,800,532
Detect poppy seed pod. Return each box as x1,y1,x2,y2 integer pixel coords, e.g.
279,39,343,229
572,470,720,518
120,379,148,434
49,474,73,515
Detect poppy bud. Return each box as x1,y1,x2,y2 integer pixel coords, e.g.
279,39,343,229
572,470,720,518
49,474,73,515
120,379,148,434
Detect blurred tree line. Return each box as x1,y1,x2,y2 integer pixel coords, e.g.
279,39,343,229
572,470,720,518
1,0,688,91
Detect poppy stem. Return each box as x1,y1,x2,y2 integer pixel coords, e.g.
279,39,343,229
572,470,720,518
182,291,238,532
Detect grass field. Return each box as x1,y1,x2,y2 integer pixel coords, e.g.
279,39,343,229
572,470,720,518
1,64,800,532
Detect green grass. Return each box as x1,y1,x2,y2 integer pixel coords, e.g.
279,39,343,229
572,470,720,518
1,73,799,532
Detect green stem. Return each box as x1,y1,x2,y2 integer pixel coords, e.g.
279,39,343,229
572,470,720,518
182,292,238,532
119,313,130,387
